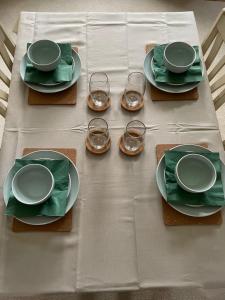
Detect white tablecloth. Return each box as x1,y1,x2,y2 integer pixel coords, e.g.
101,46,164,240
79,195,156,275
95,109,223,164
0,12,225,300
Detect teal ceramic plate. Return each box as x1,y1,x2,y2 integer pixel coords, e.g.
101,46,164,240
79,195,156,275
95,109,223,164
144,48,202,93
3,150,80,225
156,144,225,217
20,49,81,93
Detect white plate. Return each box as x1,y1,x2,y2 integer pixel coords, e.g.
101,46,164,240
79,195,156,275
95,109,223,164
20,49,81,93
144,48,201,94
156,144,224,217
3,150,80,225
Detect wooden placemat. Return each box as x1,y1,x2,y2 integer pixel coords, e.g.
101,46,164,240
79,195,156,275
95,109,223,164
146,44,199,101
156,144,222,225
28,47,78,105
12,148,76,232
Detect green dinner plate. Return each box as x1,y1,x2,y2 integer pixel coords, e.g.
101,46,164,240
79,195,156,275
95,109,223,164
20,49,81,93
3,150,80,225
144,48,202,93
156,144,225,217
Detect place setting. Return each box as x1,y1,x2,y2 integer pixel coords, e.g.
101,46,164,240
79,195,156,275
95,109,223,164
155,143,225,225
3,148,79,232
144,41,204,101
20,39,81,104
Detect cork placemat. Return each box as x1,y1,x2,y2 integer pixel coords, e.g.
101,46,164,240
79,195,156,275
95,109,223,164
28,47,78,105
12,148,76,232
146,44,199,101
156,144,222,225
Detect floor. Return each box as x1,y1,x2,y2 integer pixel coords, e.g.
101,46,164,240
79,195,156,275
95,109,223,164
0,0,225,141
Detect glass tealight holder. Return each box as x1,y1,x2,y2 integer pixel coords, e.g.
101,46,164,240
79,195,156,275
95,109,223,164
124,72,146,108
123,120,146,152
87,118,110,151
89,72,110,109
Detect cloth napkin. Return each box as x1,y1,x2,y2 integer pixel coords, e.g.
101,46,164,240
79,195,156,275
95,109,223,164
24,43,73,84
152,44,203,84
5,159,70,217
164,151,225,206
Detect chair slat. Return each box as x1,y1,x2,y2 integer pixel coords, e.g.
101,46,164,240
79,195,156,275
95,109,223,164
213,87,225,110
0,69,10,87
0,39,13,71
208,54,225,82
202,8,225,53
0,24,15,56
0,89,8,102
211,73,225,93
202,26,218,55
205,33,223,70
0,101,7,118
217,13,225,44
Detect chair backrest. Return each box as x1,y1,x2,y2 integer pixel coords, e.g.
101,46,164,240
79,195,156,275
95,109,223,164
202,8,225,110
0,23,15,117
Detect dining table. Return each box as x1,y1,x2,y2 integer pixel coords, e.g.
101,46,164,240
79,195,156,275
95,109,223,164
0,11,225,300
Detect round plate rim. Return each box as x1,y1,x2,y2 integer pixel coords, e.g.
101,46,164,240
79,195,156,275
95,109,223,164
144,49,201,94
3,150,80,225
156,144,224,217
20,49,81,93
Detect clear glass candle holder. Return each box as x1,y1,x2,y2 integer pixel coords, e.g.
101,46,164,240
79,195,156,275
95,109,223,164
89,72,110,108
123,120,146,152
124,72,146,108
87,118,110,150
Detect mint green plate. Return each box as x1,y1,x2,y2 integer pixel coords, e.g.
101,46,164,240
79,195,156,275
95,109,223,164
20,49,81,93
156,144,225,217
3,150,79,225
144,48,202,93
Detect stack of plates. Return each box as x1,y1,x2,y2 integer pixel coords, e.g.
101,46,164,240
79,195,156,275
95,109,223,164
156,144,225,217
3,150,80,226
144,48,203,94
20,49,81,93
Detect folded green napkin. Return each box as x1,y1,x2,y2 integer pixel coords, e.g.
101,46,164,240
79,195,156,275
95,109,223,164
164,151,225,206
152,44,203,84
5,159,70,217
24,43,73,84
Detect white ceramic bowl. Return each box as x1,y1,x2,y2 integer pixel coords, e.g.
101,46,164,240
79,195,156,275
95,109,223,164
12,164,54,205
164,42,196,73
175,154,217,193
27,40,61,72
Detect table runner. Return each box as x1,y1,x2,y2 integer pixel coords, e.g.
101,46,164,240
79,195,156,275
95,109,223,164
0,12,225,300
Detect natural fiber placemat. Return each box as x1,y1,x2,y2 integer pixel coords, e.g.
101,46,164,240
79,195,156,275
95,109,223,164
156,144,222,225
28,47,78,105
146,44,199,101
12,148,76,232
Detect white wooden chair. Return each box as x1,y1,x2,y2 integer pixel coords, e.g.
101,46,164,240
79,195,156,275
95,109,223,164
202,8,225,110
0,23,15,118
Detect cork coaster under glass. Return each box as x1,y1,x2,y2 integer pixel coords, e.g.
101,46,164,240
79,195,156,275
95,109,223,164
121,93,144,112
86,137,111,155
119,135,144,156
87,93,111,112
